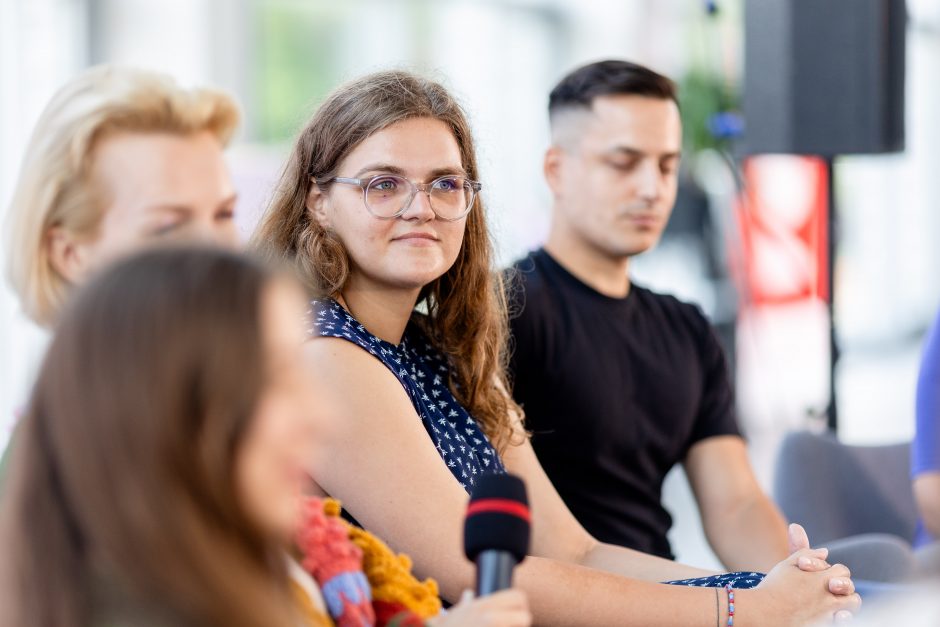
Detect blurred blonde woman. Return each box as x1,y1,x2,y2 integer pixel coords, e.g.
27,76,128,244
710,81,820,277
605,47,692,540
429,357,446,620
4,64,242,329
0,62,242,488
1,64,241,477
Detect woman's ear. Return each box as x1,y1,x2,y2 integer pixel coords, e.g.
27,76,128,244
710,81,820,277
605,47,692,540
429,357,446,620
46,227,93,285
306,181,330,229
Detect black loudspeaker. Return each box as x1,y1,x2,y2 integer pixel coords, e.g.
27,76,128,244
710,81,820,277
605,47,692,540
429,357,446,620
743,0,906,156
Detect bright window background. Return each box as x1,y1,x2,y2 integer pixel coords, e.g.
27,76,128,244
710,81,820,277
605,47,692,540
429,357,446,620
3,0,940,570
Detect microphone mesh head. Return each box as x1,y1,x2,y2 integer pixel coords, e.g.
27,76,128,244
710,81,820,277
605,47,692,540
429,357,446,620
463,472,530,562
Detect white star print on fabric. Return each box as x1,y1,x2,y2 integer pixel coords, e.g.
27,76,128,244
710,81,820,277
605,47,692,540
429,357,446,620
663,571,765,589
311,299,506,492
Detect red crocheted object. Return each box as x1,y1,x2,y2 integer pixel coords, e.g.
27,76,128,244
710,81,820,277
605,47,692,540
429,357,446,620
296,497,375,626
296,498,364,581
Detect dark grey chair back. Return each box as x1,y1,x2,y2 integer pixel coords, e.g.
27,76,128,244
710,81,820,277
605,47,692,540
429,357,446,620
773,431,917,544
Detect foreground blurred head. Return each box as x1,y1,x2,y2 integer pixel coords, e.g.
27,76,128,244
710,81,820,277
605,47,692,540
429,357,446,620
4,65,241,328
0,246,316,627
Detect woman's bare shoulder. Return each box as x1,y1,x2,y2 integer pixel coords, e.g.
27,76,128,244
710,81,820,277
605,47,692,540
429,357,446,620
303,336,391,381
301,336,417,433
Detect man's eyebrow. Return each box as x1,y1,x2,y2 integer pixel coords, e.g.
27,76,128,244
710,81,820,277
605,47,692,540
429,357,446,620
607,146,644,157
605,146,682,160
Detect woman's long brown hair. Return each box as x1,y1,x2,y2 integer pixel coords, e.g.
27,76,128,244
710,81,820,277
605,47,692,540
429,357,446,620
253,70,523,453
0,247,296,627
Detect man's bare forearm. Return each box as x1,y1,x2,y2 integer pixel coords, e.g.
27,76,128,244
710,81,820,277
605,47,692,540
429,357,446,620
705,495,788,572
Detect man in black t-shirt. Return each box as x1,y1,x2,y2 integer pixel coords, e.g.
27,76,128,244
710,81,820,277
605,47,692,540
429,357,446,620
508,60,790,571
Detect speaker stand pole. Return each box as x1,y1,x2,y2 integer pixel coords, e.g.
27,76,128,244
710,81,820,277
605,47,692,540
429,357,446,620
824,156,840,433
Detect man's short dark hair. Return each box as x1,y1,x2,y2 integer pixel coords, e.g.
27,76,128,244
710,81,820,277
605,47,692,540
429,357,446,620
548,60,678,119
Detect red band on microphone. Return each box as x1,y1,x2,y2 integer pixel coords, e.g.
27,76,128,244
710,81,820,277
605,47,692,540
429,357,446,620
466,498,531,523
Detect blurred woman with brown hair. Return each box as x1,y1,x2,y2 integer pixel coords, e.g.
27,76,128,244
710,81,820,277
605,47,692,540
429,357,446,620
0,246,314,626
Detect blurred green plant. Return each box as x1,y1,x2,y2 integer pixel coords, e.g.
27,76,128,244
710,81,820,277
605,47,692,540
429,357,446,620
678,66,741,155
253,1,344,143
251,0,434,144
676,0,743,155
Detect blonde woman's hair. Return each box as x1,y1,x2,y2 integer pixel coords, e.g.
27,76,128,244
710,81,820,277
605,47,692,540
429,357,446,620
4,65,240,327
253,70,524,453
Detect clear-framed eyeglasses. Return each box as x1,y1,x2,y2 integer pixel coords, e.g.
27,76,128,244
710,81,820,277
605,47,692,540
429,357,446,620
319,173,481,221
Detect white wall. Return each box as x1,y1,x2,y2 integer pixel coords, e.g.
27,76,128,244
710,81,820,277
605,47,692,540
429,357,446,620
0,0,90,450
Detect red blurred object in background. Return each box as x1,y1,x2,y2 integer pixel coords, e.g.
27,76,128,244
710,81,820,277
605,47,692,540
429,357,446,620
734,155,830,306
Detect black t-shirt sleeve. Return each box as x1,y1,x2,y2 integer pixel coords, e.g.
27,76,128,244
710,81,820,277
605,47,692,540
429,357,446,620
686,308,742,448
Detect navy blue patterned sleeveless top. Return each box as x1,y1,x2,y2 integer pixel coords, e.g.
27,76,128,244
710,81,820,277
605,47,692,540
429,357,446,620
311,298,505,492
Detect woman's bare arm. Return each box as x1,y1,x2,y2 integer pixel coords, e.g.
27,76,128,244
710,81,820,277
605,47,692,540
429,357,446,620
302,337,858,626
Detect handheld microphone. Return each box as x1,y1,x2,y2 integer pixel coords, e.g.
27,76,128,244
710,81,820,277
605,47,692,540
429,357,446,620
463,472,530,596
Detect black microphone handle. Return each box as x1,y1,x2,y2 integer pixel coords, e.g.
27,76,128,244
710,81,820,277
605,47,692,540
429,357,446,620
475,550,519,596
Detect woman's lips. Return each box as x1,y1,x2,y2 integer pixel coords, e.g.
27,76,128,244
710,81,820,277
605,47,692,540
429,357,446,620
393,232,440,244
